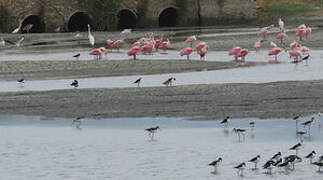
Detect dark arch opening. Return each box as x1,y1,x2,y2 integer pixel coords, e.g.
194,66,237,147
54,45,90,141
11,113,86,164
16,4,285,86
21,15,45,33
159,8,178,27
68,12,91,32
117,9,137,30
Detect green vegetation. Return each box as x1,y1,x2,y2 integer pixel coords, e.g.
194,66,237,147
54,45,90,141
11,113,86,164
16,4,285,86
91,0,119,31
265,4,315,14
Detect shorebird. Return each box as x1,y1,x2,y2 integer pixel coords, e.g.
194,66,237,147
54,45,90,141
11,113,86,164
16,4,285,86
301,54,310,62
220,116,230,127
249,121,255,132
163,77,176,87
305,150,316,164
16,36,25,47
319,155,323,162
301,117,315,135
271,152,282,161
208,157,222,173
72,117,84,129
312,162,323,172
70,80,79,88
133,77,142,87
73,53,80,60
145,126,160,140
263,159,275,174
278,161,290,173
284,155,302,170
273,158,282,167
293,115,301,132
249,155,261,170
296,131,307,142
232,128,246,142
289,143,302,155
234,162,246,176
17,78,25,83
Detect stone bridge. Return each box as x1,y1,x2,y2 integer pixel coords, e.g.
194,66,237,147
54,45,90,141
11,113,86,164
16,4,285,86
0,0,256,33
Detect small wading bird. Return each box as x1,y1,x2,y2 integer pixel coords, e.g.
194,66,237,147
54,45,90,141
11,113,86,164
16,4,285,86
312,161,323,172
263,159,275,174
305,150,316,164
232,128,246,142
70,80,79,88
249,155,261,170
284,155,302,171
163,77,176,87
234,162,246,176
293,115,301,132
289,143,302,156
133,77,142,87
72,117,84,129
17,78,25,85
301,117,315,136
73,53,80,60
208,157,222,173
145,126,160,140
296,131,307,142
0,37,5,47
220,116,230,127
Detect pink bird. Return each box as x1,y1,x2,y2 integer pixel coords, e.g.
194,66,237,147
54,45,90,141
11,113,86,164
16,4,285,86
253,41,261,52
289,50,302,62
198,47,207,60
259,24,274,40
290,41,299,50
229,46,242,61
112,40,122,52
185,35,197,47
180,47,193,60
106,40,114,47
195,42,207,51
159,39,170,54
276,32,287,44
131,41,141,48
0,38,5,47
278,18,284,32
305,27,312,40
268,47,281,61
237,49,248,62
296,28,306,41
127,46,141,60
298,24,306,30
301,46,310,53
90,49,103,60
141,43,154,54
155,39,161,50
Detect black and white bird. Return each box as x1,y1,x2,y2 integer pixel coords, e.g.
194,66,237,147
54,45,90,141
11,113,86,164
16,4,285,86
145,126,160,140
163,77,176,87
70,80,79,88
301,54,310,62
301,117,315,135
249,155,261,169
263,159,275,174
289,143,302,156
284,155,302,170
232,128,246,142
319,155,323,162
15,36,25,47
17,78,25,83
220,116,230,127
133,77,142,87
305,150,316,164
72,117,84,129
312,161,323,172
234,162,246,176
278,161,290,173
293,115,301,132
271,152,282,161
208,157,222,172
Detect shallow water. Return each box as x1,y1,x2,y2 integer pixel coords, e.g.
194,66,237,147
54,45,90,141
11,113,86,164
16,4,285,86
0,114,322,179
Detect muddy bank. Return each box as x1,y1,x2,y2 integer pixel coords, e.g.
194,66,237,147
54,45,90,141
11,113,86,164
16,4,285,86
0,80,322,120
0,60,244,81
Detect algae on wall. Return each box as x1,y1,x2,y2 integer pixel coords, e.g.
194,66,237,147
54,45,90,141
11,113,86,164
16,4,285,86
0,3,12,33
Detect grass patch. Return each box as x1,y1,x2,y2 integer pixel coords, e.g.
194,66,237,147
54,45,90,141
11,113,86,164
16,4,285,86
265,4,315,14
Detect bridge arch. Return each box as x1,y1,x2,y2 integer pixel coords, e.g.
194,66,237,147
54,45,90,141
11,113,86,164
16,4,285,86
68,12,92,32
117,9,137,30
159,7,178,27
21,15,45,33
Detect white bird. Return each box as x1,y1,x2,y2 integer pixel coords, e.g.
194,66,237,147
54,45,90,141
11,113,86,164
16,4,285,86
12,21,22,34
87,24,95,47
270,41,277,48
278,18,284,32
15,36,25,47
121,29,132,39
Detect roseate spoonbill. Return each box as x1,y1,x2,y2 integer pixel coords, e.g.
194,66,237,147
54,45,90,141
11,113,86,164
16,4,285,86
70,80,79,88
133,77,142,87
121,29,132,40
290,41,299,50
0,38,5,47
268,47,281,61
229,46,242,61
154,39,161,50
276,32,287,44
298,24,306,29
195,42,207,51
289,50,302,62
278,18,284,32
296,28,306,41
106,40,114,47
259,24,274,40
237,49,248,62
305,27,312,40
163,77,176,86
131,41,141,48
141,43,154,54
87,24,95,47
112,40,122,52
127,46,140,60
253,41,261,52
89,49,102,60
159,39,170,54
198,47,208,60
180,47,193,60
185,35,197,47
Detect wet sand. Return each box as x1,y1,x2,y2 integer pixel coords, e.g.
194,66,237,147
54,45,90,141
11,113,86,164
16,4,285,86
0,80,322,119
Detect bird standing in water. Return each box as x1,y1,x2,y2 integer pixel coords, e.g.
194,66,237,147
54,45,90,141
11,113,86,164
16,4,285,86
163,77,176,87
88,24,95,47
133,77,142,87
70,80,79,88
72,117,84,129
249,155,261,170
209,157,222,173
234,162,246,176
145,126,160,140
